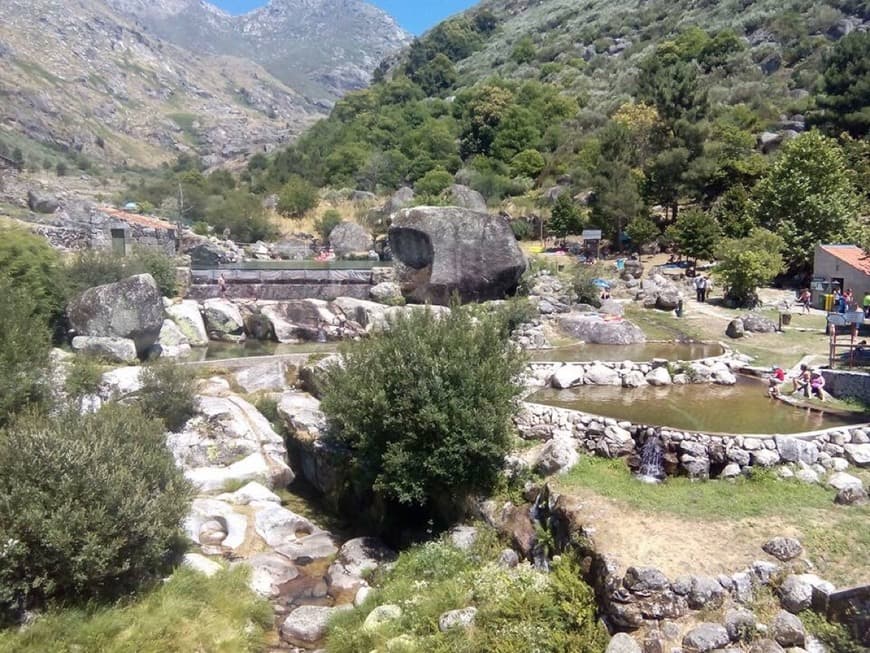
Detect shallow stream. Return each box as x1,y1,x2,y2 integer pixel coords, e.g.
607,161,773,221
529,341,723,363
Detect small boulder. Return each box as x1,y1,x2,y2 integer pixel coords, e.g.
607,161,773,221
438,607,478,632
726,319,745,339
166,300,209,346
369,282,403,305
329,221,373,257
551,365,585,389
778,574,834,614
71,336,138,363
725,607,757,641
201,298,245,340
535,435,580,475
449,525,478,551
762,537,804,562
835,486,868,505
27,189,59,213
682,623,730,652
281,605,345,645
771,610,806,648
606,632,642,653
742,313,777,333
843,443,870,467
363,604,402,632
624,566,670,592
827,472,863,492
645,366,672,386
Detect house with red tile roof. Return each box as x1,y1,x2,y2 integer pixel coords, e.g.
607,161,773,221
812,244,870,308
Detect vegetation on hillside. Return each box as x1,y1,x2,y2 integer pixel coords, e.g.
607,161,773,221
326,532,608,653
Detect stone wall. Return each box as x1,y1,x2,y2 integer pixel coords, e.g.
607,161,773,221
526,351,745,389
821,368,870,403
516,401,870,480
187,267,379,301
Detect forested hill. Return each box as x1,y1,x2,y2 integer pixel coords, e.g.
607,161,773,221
250,0,868,264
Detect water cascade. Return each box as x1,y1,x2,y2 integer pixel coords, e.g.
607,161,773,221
636,436,665,483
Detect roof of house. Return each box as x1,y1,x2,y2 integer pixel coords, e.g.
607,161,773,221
102,207,176,231
819,244,870,275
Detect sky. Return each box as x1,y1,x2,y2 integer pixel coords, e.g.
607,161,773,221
211,0,477,34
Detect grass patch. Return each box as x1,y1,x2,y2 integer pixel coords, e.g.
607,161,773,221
557,457,835,520
0,567,272,653
625,304,703,342
555,457,870,585
325,529,608,653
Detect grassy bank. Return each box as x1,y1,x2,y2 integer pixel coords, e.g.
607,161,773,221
555,457,870,586
0,567,272,653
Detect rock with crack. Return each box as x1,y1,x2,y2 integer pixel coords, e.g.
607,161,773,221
244,552,300,598
166,299,209,346
253,502,316,548
184,498,249,553
201,298,245,341
72,336,139,363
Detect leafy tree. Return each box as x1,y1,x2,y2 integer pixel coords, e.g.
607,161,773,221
65,249,178,299
710,184,757,239
715,228,785,305
624,215,661,252
810,31,870,137
320,306,525,530
753,130,862,271
510,148,546,179
315,209,343,242
670,207,721,262
55,161,67,177
549,192,584,241
0,404,192,620
277,175,318,218
410,53,457,95
0,281,51,427
414,167,453,197
590,162,645,243
644,147,690,220
204,190,276,243
636,57,708,126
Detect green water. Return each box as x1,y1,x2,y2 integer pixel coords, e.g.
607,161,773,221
189,341,339,362
530,376,863,434
529,342,723,363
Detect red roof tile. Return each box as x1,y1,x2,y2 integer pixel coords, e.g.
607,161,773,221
102,207,176,231
820,245,870,275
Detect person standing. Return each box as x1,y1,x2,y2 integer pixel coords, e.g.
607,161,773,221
798,288,812,314
217,272,227,297
863,290,870,318
694,275,708,302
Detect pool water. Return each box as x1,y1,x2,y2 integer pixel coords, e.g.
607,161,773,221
529,376,864,434
189,341,338,362
529,342,723,363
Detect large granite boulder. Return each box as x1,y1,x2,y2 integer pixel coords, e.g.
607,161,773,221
166,300,209,346
558,313,646,345
329,222,373,257
27,189,59,213
447,184,487,211
67,273,164,357
186,241,235,267
201,298,245,341
389,207,526,305
741,313,778,333
260,299,339,342
384,186,415,215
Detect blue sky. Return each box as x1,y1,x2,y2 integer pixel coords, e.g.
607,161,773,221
212,0,477,34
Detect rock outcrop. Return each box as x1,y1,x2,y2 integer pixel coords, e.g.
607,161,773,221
558,313,646,345
389,206,526,305
329,222,373,257
67,273,164,357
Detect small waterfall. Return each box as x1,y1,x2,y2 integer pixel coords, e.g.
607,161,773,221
636,436,665,483
529,486,551,571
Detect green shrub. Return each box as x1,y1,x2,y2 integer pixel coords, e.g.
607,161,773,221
0,281,51,428
63,355,105,401
136,361,197,432
800,610,865,653
321,305,526,530
315,209,344,241
492,296,538,336
0,227,67,331
572,268,603,307
0,405,192,621
131,247,178,297
277,175,318,218
510,219,533,240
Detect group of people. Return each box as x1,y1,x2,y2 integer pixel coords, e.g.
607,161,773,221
767,363,827,401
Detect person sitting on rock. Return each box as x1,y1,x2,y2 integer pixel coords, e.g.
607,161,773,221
767,365,785,397
792,364,811,397
809,369,827,401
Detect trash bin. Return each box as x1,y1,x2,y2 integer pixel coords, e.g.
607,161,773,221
823,293,834,312
780,313,791,326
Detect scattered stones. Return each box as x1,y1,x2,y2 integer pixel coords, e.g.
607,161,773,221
438,607,478,632
763,537,804,562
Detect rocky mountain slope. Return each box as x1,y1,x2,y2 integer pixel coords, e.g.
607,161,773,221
0,0,410,168
105,0,412,101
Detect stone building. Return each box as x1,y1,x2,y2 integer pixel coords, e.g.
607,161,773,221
811,244,870,307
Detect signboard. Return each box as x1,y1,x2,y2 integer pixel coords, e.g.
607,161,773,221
845,311,865,324
581,229,602,240
827,314,846,326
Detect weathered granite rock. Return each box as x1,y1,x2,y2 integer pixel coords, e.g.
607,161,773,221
749,639,786,653
625,567,670,592
201,298,245,340
152,319,192,358
363,604,403,631
771,610,806,648
254,503,315,548
298,354,340,398
369,282,403,305
166,300,209,346
559,313,646,345
447,184,487,211
71,335,138,363
827,472,863,491
585,363,622,385
281,605,346,645
449,525,478,551
233,360,291,393
247,552,300,598
844,443,870,467
330,221,373,257
182,552,222,577
683,623,730,652
68,274,164,356
646,367,672,386
535,434,580,475
27,189,59,213
389,206,526,304
742,313,778,333
835,485,868,505
551,365,585,389
778,574,834,613
763,537,804,562
606,633,642,653
725,608,757,641
260,299,338,343
187,241,235,267
726,318,745,339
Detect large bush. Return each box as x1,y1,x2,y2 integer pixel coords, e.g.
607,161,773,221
715,228,785,306
0,281,52,427
0,227,66,331
0,404,192,621
321,306,526,528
